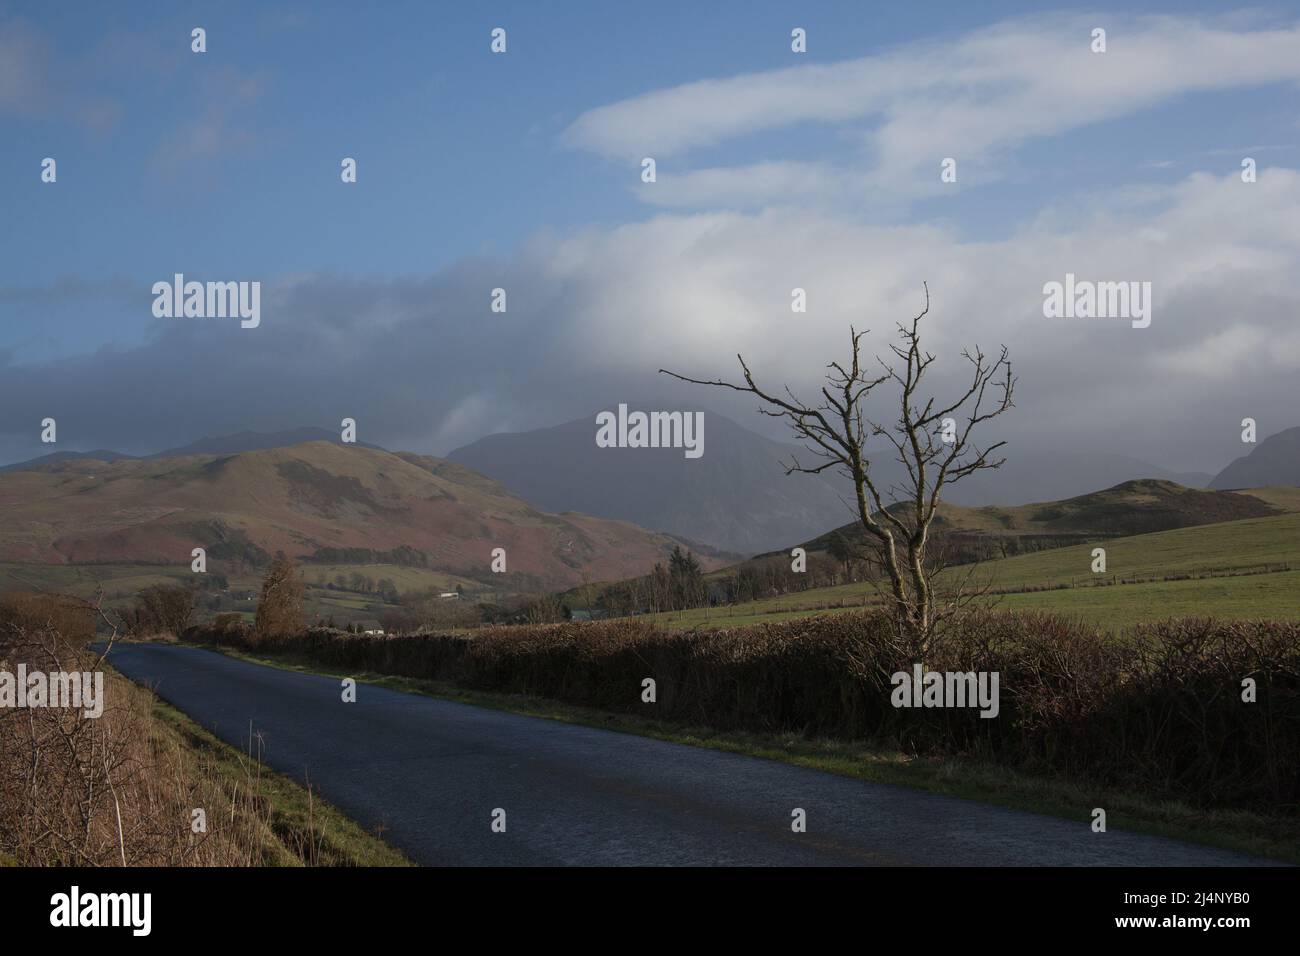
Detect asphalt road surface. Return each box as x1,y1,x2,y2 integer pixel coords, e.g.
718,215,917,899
103,642,1272,866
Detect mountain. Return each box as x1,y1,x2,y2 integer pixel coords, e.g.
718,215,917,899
447,410,1215,554
449,410,855,554
0,442,717,591
1,421,1224,558
1209,427,1300,490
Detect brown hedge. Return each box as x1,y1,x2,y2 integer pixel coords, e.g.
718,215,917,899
185,610,1299,811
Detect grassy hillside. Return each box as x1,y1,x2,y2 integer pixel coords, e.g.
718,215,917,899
653,507,1300,631
997,570,1300,627
0,562,186,598
1230,485,1300,511
962,509,1300,588
797,478,1280,556
0,441,720,592
662,569,1298,631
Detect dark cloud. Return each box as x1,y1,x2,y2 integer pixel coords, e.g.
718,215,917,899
2,169,1297,474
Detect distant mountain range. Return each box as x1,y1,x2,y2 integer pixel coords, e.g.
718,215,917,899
0,442,720,590
5,420,1297,558
448,410,1233,554
1209,427,1300,490
0,427,382,473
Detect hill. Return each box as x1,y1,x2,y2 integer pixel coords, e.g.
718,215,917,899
150,427,386,458
0,449,139,473
651,508,1300,632
936,452,1212,505
0,441,719,591
3,423,1225,558
449,409,854,554
1210,426,1300,489
0,427,384,474
449,408,1221,554
798,479,1280,561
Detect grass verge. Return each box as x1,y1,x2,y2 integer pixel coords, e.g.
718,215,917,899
205,643,1299,865
105,657,411,867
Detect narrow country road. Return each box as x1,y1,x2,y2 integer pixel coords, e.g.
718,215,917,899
103,643,1271,866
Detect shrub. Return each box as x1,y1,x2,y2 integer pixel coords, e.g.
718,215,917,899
181,610,1300,811
125,584,196,637
0,592,95,643
254,553,304,641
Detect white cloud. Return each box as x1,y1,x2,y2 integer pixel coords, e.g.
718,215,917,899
1153,324,1269,378
565,13,1300,206
3,168,1296,474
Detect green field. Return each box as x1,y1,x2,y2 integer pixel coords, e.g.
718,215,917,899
299,563,484,623
303,563,481,595
961,511,1300,590
995,569,1300,627
651,512,1300,631
0,562,193,599
0,559,498,629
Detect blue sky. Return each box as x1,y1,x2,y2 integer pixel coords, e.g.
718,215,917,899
2,1,1300,469
5,0,1297,360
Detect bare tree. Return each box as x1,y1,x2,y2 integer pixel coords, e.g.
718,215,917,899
661,284,1014,655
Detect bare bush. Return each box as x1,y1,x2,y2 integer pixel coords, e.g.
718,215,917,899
0,592,95,643
122,583,196,638
254,552,305,641
0,625,317,865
